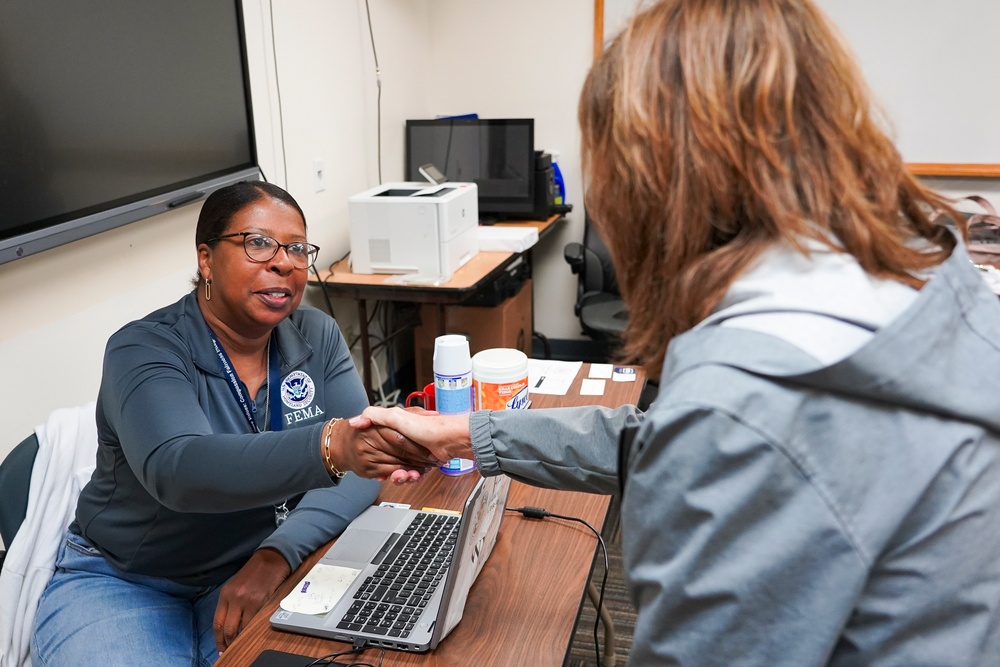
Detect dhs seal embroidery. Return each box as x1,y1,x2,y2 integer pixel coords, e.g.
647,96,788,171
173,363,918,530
281,371,315,409
280,370,325,426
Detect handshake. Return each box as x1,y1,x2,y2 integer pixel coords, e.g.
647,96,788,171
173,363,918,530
338,407,474,484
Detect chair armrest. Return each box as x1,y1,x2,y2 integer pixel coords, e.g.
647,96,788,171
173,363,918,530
564,242,584,274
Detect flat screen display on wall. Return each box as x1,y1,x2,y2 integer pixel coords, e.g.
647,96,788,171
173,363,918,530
0,0,259,265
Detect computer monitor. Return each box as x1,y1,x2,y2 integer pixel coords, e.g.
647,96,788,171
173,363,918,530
405,118,535,220
0,0,258,265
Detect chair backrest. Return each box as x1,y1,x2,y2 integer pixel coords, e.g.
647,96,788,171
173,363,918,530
564,213,628,359
0,433,39,549
581,215,619,297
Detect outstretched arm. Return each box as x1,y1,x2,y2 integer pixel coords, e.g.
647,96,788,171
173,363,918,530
350,407,472,483
327,416,439,481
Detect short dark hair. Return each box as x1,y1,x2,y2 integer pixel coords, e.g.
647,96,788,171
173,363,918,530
195,181,307,248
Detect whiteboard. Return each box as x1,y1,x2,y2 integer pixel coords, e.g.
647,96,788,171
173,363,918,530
602,0,1000,174
815,0,1000,172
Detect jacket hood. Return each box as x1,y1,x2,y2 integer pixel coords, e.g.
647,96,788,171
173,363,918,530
663,243,1000,434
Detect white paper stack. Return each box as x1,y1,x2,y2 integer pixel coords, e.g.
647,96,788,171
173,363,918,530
477,225,539,253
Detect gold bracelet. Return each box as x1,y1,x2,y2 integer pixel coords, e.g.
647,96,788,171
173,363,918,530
322,418,347,479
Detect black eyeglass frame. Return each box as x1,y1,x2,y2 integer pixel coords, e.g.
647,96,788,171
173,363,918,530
207,231,320,269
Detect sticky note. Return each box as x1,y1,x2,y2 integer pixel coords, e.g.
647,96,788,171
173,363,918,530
589,363,613,379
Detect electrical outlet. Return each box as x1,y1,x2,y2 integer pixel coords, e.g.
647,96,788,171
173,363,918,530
313,159,326,193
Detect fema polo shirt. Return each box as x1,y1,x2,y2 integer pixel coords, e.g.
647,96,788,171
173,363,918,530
73,291,378,586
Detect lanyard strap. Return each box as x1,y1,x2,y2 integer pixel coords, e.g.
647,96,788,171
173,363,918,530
208,329,282,433
266,340,282,433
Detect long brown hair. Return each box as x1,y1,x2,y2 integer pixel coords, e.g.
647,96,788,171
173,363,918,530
579,0,959,372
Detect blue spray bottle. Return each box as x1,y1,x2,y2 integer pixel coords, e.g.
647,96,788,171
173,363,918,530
550,150,566,206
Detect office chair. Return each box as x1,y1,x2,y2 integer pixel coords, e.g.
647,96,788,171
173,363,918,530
564,213,627,360
0,433,39,570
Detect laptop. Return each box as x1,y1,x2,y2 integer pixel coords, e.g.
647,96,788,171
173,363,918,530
270,474,511,653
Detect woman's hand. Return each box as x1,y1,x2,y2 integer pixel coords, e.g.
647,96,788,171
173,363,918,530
328,417,438,481
214,547,291,655
350,406,474,469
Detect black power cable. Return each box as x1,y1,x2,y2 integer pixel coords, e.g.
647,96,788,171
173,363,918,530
302,645,384,667
506,506,611,667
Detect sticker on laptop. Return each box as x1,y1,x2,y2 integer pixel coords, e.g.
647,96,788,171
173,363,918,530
279,564,361,615
379,502,411,510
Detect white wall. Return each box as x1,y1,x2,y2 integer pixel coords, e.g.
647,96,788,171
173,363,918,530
3,0,997,470
0,0,594,464
425,0,593,341
0,0,435,462
0,207,201,453
814,0,1000,166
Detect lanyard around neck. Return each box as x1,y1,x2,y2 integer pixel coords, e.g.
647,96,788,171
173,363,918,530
207,328,282,433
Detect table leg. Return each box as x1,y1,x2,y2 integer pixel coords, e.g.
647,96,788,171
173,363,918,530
587,581,618,667
357,299,374,403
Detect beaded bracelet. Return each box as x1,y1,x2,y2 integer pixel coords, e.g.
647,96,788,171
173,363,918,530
322,417,347,479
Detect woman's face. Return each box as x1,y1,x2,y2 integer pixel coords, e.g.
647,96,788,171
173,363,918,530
198,196,309,338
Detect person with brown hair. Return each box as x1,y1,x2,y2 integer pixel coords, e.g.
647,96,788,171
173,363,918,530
356,0,1000,664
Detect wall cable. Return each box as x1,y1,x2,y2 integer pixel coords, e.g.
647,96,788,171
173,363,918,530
267,1,290,187
363,0,383,184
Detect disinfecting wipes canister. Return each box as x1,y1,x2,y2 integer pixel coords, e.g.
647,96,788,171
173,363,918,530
472,348,530,411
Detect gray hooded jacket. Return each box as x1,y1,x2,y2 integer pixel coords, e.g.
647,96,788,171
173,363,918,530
471,243,1000,666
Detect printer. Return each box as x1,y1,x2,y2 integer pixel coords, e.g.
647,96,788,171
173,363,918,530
348,182,479,280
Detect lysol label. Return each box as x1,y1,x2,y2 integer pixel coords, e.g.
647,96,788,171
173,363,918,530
474,376,529,411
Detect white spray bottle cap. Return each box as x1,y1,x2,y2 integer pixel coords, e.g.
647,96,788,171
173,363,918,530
433,334,471,377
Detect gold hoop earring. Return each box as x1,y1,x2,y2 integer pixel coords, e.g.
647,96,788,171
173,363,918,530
205,279,212,301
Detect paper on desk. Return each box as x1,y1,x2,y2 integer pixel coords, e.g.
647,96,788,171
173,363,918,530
580,378,606,396
527,359,582,395
589,363,613,379
385,274,444,286
477,226,539,252
279,563,361,615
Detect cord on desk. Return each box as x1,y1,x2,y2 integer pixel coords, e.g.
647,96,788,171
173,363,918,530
328,249,351,275
506,506,611,667
302,645,384,667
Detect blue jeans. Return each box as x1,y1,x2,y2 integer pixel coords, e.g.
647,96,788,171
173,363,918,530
32,530,223,667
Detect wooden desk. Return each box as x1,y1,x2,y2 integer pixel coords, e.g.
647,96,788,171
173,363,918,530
217,364,645,667
309,216,563,399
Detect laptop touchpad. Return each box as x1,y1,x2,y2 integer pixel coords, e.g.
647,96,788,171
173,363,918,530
321,529,388,565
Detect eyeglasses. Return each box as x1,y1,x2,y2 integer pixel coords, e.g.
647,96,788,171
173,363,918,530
208,232,320,269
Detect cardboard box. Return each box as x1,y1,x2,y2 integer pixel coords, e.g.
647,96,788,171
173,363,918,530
414,279,532,387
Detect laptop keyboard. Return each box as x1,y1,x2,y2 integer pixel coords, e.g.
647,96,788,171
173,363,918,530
336,512,460,639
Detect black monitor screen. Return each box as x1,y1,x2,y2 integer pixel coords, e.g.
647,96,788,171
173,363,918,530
0,0,257,264
405,119,534,218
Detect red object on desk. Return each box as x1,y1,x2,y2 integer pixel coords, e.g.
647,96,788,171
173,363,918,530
405,383,435,410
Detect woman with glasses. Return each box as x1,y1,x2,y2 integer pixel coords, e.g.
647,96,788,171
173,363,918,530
32,181,433,667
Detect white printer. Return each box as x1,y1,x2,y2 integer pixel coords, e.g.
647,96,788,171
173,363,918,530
347,182,479,280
